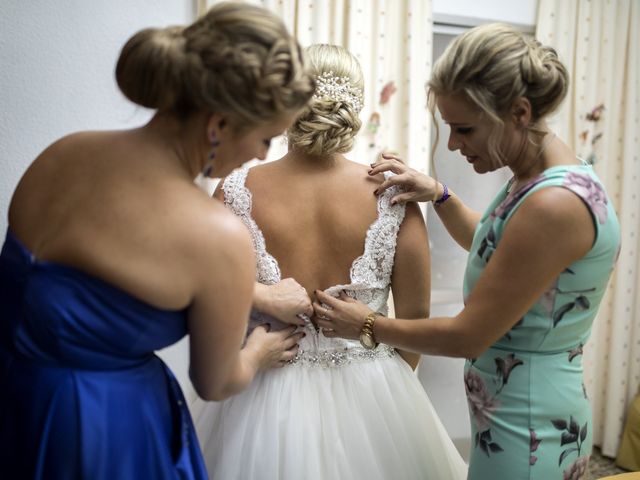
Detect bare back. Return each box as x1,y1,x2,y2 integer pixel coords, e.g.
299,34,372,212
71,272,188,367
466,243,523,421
220,154,431,368
245,158,382,295
8,129,237,311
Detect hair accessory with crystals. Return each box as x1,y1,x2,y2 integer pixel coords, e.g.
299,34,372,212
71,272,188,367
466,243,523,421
313,71,364,113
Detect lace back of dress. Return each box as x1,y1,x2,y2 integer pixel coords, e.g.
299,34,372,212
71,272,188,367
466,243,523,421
222,168,407,312
324,173,407,315
221,168,281,284
351,176,407,288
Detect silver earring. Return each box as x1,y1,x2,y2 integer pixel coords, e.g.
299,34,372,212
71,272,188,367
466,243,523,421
202,134,220,177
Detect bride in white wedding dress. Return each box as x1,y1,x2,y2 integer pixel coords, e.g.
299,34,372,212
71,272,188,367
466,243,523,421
192,44,467,480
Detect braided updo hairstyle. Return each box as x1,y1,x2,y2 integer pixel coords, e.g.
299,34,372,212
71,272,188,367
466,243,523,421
115,2,314,130
428,23,569,164
287,44,364,156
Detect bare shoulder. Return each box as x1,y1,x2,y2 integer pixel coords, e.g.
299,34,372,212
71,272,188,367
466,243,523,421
506,186,594,258
19,131,98,173
38,131,114,161
517,186,593,229
10,131,106,227
345,158,384,183
184,193,252,252
178,193,254,279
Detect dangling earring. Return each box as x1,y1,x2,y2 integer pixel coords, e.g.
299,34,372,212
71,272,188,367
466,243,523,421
202,133,220,178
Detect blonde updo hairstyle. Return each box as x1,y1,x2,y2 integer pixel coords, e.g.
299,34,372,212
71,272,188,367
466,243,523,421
428,23,569,165
287,44,364,156
115,2,314,133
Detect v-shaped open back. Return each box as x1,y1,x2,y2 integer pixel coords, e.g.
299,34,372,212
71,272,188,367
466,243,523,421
222,167,407,307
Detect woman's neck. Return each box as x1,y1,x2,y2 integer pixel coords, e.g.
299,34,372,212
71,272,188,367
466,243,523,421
141,112,207,180
283,149,347,171
509,130,558,190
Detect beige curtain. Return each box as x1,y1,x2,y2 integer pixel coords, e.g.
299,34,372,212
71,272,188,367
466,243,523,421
537,0,640,458
199,0,433,172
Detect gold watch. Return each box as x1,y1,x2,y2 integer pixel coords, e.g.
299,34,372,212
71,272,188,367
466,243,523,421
359,312,379,350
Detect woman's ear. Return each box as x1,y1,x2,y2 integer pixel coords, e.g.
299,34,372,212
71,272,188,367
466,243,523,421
511,97,532,127
206,114,229,142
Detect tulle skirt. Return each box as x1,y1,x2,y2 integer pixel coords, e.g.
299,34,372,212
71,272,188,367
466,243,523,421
192,345,467,480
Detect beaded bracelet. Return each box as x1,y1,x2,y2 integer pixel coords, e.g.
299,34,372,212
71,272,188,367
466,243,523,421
434,183,451,206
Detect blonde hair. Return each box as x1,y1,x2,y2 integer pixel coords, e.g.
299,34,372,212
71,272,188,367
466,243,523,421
116,2,314,130
428,23,569,164
287,44,364,156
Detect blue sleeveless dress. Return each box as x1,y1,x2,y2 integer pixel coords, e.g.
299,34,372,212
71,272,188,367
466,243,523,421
463,165,621,480
0,230,207,479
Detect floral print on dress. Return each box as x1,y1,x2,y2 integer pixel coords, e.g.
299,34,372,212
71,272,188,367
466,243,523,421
530,428,541,465
466,353,524,457
465,370,500,431
476,225,497,263
491,177,547,220
563,172,608,224
567,344,584,362
563,456,589,480
495,353,524,390
552,292,591,327
551,415,589,479
462,165,617,478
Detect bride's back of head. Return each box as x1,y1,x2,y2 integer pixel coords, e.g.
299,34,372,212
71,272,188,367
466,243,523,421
287,44,364,156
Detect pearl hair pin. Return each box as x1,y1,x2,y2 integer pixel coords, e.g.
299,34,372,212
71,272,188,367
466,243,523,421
313,71,364,113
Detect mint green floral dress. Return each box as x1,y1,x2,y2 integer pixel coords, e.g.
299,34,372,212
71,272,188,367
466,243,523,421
463,165,620,480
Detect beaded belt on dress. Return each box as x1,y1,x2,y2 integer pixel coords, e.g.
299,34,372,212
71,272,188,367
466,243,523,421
288,344,396,368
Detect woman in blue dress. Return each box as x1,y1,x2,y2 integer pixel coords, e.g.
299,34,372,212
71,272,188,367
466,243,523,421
315,23,621,480
0,3,312,478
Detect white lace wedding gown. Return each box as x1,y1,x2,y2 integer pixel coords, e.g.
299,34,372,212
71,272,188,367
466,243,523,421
191,167,468,480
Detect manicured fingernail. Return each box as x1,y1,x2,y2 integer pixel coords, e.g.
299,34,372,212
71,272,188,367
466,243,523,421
374,189,379,195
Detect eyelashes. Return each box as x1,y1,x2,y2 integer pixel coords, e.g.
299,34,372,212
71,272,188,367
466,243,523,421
456,127,473,135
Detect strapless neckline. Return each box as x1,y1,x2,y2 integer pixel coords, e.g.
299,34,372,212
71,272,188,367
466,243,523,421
5,228,185,314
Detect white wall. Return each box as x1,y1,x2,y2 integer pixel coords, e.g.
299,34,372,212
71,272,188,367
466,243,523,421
0,0,195,237
433,0,538,29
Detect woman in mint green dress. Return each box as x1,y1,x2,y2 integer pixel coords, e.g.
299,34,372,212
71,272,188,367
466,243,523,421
314,23,620,480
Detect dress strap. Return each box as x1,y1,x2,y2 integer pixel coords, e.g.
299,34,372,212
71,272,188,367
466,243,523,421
350,172,407,289
221,168,281,284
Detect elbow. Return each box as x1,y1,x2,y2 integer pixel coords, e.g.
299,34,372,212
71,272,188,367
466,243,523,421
462,345,487,360
192,382,231,402
457,337,492,359
201,389,229,402
444,314,492,359
190,370,232,402
446,326,491,359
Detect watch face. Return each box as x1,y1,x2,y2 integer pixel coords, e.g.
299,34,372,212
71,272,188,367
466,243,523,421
360,333,375,349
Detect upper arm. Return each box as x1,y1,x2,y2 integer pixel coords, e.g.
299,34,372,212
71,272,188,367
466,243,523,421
391,202,431,368
455,187,595,357
187,210,256,398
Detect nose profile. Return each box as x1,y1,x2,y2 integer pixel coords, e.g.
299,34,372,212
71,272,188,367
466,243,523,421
447,131,462,152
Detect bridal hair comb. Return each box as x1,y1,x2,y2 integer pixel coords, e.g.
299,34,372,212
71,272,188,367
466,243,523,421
313,71,364,113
